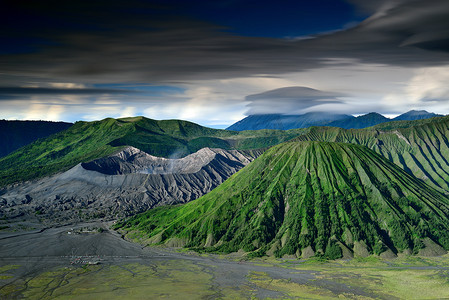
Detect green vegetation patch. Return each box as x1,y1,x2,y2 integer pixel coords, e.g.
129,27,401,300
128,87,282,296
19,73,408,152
246,256,449,299
304,264,449,299
0,265,20,273
1,261,219,299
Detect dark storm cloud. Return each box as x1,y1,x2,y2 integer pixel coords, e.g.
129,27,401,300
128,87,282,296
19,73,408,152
0,86,136,102
301,0,449,66
354,0,449,52
246,87,344,115
1,0,449,85
0,87,132,95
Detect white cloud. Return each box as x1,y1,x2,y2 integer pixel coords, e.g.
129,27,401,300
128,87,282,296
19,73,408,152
383,65,449,113
119,106,137,118
245,86,345,115
406,66,449,102
82,106,122,121
143,102,184,120
24,103,66,121
48,82,86,89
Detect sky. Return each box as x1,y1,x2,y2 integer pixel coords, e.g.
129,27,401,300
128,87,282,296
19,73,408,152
2,0,449,128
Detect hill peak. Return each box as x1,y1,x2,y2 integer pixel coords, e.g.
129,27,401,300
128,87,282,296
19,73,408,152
117,116,146,122
361,112,387,118
394,110,442,121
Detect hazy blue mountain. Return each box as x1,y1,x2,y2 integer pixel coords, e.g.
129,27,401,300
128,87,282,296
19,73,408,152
228,110,443,131
393,110,442,121
327,112,390,129
226,112,353,131
0,120,73,158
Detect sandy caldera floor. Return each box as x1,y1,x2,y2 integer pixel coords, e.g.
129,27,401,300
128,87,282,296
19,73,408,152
1,222,449,299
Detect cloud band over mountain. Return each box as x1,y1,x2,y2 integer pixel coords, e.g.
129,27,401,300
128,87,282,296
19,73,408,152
245,87,345,115
1,0,449,125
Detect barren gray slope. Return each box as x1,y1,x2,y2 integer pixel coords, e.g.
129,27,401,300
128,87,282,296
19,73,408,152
0,147,261,225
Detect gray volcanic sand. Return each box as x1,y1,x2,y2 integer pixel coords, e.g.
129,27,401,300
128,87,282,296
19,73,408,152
0,222,379,299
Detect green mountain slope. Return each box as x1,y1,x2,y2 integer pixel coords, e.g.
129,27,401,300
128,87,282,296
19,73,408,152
295,115,449,192
0,117,307,186
116,141,449,259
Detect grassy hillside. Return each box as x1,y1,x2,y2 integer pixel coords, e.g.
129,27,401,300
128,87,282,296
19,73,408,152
116,141,449,259
0,117,306,186
295,115,449,192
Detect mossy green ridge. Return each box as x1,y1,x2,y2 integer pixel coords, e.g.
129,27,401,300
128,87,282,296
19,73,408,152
117,141,449,259
295,115,449,192
0,116,306,186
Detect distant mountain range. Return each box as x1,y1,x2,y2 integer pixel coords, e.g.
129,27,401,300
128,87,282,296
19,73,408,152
227,110,442,131
0,120,73,158
226,112,352,131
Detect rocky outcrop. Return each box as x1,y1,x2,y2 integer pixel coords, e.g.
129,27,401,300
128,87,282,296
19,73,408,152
0,147,261,224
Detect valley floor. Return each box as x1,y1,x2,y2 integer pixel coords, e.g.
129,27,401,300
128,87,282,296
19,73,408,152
1,222,449,299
